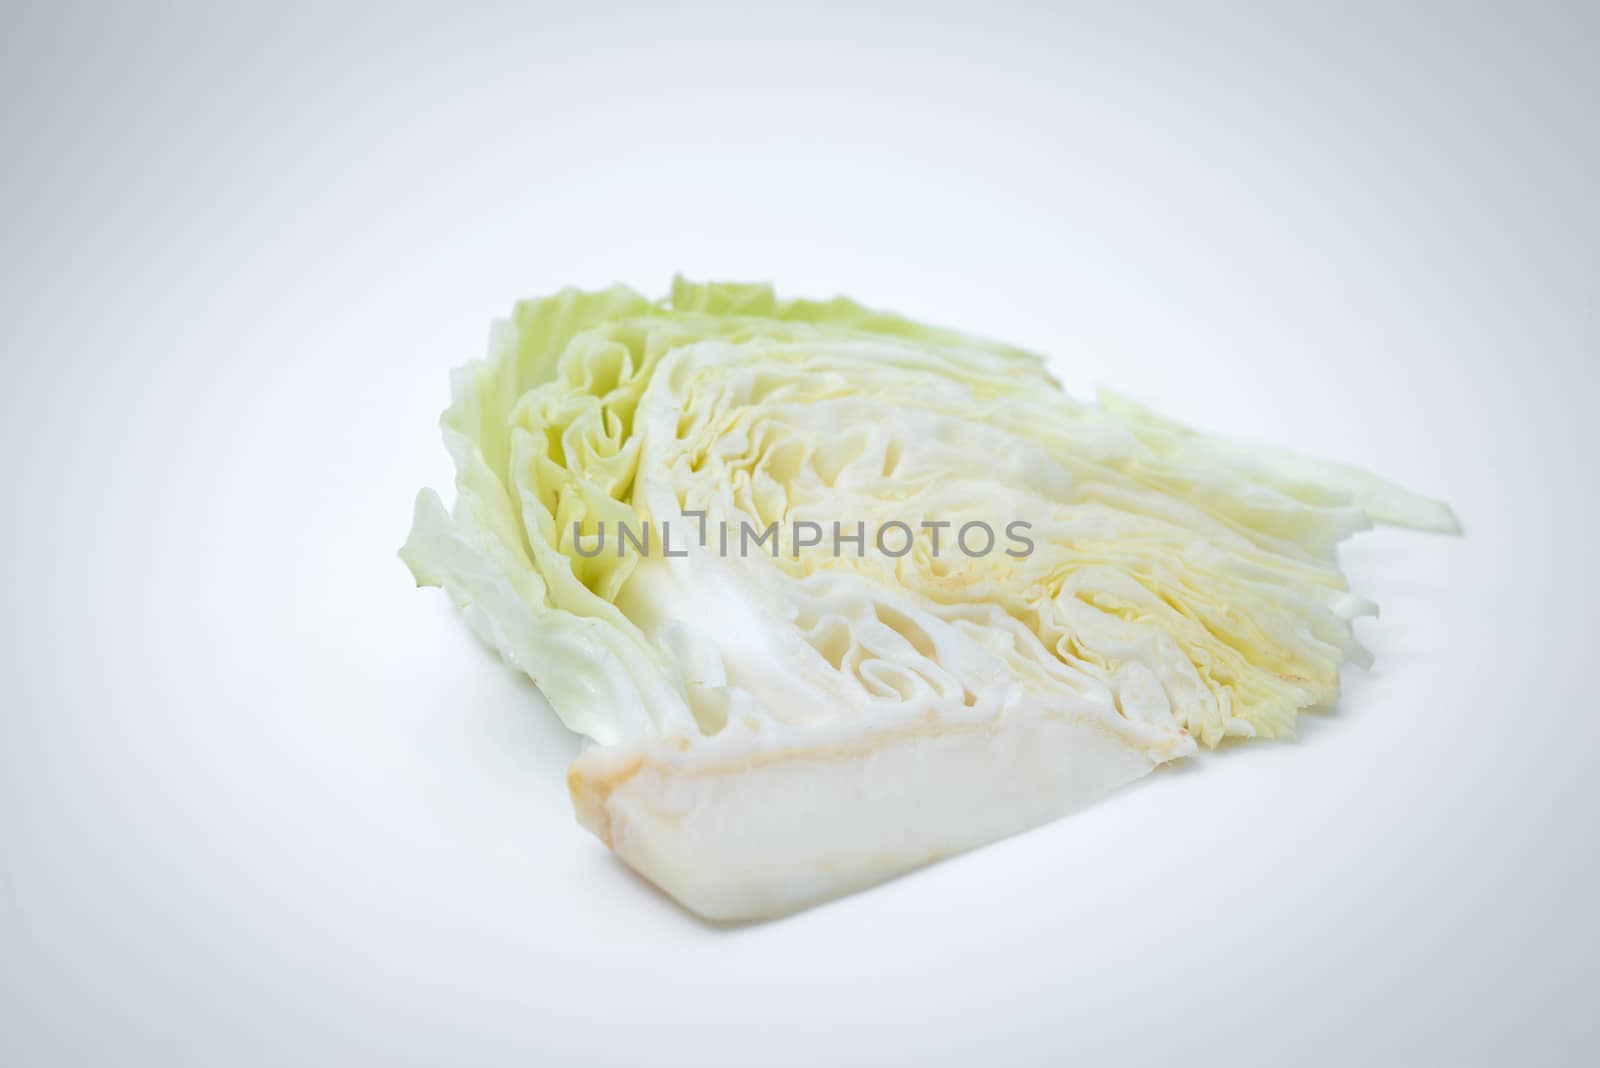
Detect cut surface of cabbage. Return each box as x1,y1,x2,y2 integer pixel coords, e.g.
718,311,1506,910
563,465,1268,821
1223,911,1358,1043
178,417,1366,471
401,279,1457,920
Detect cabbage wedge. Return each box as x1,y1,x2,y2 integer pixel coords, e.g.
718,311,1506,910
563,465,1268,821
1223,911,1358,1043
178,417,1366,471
401,279,1457,921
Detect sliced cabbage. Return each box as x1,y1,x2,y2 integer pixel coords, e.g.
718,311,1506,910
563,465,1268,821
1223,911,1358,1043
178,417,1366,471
401,279,1457,920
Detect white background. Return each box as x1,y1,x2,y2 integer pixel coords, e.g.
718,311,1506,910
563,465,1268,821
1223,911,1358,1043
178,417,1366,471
3,2,1597,1065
